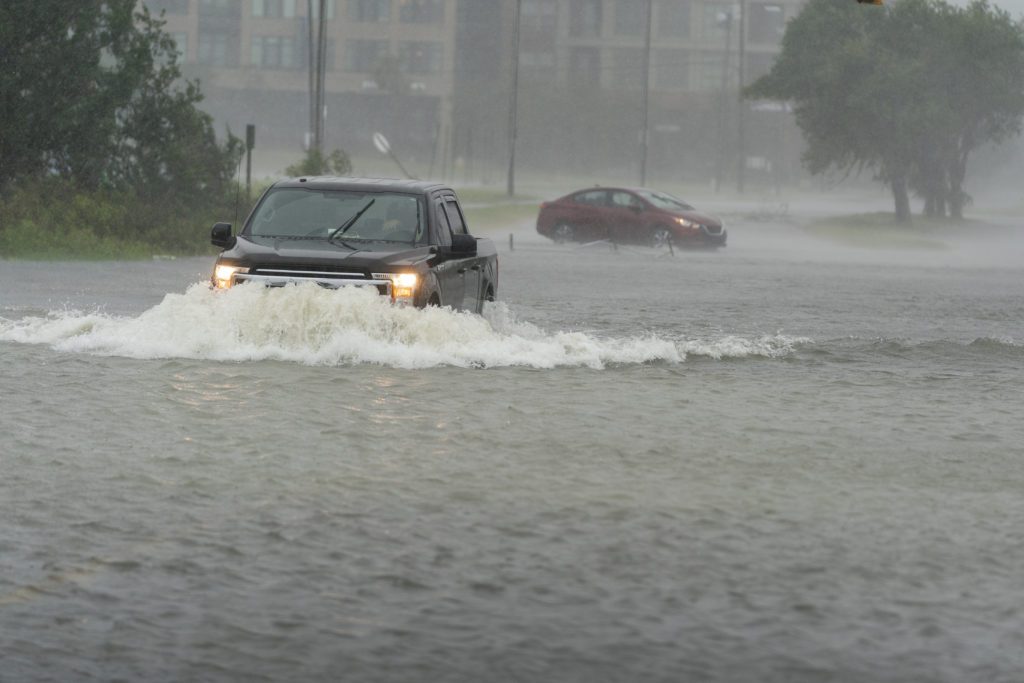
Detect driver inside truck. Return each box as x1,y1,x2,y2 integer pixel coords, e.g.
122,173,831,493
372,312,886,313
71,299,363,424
380,198,419,242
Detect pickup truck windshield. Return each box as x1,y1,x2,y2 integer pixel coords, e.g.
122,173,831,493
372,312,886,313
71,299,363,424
248,188,424,244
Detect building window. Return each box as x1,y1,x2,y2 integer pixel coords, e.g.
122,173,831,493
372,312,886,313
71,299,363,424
693,51,722,90
521,50,556,68
350,0,390,22
398,0,443,23
609,47,644,90
146,0,190,14
399,41,442,74
614,0,647,36
309,0,336,20
198,31,233,65
346,39,387,72
746,51,776,81
654,48,688,90
748,3,785,44
702,2,734,38
251,35,298,68
569,0,602,38
171,32,189,61
569,46,601,88
252,0,296,18
521,0,557,31
199,0,239,18
657,0,690,39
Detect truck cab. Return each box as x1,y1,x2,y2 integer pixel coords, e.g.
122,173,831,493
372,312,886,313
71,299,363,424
210,177,498,313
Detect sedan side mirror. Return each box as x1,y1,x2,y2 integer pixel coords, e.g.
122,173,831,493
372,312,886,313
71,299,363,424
211,222,234,248
630,204,643,213
450,233,477,256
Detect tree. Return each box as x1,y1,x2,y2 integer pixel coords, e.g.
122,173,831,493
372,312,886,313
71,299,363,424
0,1,240,196
746,0,1024,221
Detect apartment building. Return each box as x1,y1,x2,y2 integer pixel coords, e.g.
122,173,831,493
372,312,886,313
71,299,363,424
146,0,458,170
147,0,800,184
449,0,802,184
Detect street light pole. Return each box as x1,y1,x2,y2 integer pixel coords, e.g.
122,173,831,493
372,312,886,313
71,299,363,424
506,0,522,197
313,0,327,155
736,0,747,193
639,0,653,186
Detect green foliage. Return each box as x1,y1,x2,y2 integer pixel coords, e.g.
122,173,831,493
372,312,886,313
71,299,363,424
0,1,243,258
0,178,236,259
0,0,241,197
746,0,1024,221
284,148,354,177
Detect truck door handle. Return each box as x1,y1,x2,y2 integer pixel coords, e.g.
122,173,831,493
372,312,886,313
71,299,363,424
470,265,481,271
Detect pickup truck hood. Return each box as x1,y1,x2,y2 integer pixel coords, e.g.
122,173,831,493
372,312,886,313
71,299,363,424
222,235,434,270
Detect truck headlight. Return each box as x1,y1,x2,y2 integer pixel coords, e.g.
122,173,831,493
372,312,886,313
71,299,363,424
373,272,419,303
392,272,418,302
213,264,248,289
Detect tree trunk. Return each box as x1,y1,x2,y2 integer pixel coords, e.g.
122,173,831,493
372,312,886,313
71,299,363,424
948,156,968,219
948,135,971,220
892,176,911,223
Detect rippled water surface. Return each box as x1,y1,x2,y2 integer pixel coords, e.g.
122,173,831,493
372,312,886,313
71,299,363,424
2,222,1023,682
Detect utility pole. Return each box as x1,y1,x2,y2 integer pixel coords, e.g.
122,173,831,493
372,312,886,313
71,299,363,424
506,0,522,197
714,9,732,192
313,0,327,155
639,0,653,186
736,0,747,193
245,123,255,202
307,0,315,146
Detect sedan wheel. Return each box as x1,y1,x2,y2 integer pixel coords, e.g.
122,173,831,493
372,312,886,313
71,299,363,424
649,226,673,249
552,222,574,244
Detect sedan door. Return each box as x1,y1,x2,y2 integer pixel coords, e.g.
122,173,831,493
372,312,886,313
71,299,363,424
605,190,648,244
564,190,611,241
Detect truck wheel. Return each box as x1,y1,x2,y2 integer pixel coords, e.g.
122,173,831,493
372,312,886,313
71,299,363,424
649,226,673,249
478,285,495,314
552,222,574,243
427,293,441,307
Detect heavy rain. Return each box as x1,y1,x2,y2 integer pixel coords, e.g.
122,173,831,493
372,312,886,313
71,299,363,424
2,1,1023,681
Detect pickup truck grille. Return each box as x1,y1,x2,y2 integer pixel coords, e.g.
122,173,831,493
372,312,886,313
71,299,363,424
249,264,369,279
237,264,389,294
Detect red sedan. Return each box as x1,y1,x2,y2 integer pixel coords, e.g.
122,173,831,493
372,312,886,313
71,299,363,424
536,187,726,248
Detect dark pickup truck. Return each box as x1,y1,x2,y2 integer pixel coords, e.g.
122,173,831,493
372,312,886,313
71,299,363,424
210,177,498,313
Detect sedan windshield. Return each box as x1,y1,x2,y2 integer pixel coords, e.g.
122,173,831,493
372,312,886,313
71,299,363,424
248,188,424,244
637,190,695,212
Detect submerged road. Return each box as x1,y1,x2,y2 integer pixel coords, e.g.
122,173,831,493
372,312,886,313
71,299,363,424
2,216,1023,682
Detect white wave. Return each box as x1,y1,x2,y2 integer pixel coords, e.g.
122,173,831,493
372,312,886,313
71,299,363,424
0,284,811,368
0,283,682,369
678,334,811,360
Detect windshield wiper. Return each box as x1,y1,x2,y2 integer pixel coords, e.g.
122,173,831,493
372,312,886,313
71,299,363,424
329,198,375,243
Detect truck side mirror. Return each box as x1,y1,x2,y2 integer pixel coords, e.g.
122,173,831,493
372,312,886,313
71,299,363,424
450,233,477,256
211,222,234,248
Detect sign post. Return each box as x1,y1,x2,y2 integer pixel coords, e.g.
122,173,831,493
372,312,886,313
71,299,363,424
372,132,415,180
245,123,255,202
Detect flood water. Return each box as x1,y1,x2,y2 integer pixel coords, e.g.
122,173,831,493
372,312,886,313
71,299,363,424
2,217,1023,682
